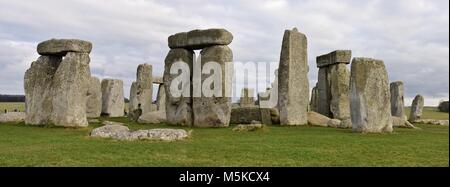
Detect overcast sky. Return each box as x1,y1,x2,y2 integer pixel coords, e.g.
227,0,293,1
0,0,448,106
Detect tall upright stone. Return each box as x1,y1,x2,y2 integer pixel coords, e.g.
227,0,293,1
310,84,319,112
390,81,405,118
193,45,233,127
101,79,124,117
240,88,255,107
164,48,194,126
129,64,153,121
24,39,92,127
349,57,392,133
277,27,309,125
409,94,424,122
316,50,351,120
86,76,102,118
156,84,166,111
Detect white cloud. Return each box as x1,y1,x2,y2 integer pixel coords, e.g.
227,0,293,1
0,0,448,105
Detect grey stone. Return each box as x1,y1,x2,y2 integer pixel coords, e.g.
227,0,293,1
129,64,153,121
101,79,124,117
277,27,309,125
349,57,393,133
137,111,167,124
392,116,416,128
230,106,261,124
164,48,194,126
328,63,351,120
37,39,92,56
24,50,91,127
153,76,163,84
409,95,424,122
316,50,351,68
309,84,319,112
90,122,130,139
327,119,342,128
317,67,331,117
168,28,233,50
193,45,233,127
86,76,102,118
232,124,264,132
307,111,330,127
0,112,26,123
128,129,190,141
240,88,255,107
156,84,166,111
414,119,448,126
390,81,405,117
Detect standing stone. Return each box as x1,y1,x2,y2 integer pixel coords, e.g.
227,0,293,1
156,84,166,111
240,88,255,107
310,84,319,112
129,64,153,121
86,76,102,118
390,81,405,118
193,45,233,127
349,57,392,133
101,79,124,117
258,89,272,125
328,63,351,120
24,39,92,127
277,27,309,125
317,68,331,117
409,95,424,122
164,49,194,126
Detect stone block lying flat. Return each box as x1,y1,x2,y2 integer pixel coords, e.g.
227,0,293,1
168,28,233,50
37,39,92,55
316,50,351,68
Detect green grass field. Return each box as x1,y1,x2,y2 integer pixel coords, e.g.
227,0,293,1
0,102,25,113
0,102,448,166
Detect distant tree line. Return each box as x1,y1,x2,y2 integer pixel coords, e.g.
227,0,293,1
0,94,25,102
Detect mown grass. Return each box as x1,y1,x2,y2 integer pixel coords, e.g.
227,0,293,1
0,102,25,113
0,115,448,167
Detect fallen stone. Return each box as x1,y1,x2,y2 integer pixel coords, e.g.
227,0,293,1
327,119,342,128
414,119,449,126
90,123,130,139
0,112,26,123
349,57,393,133
307,111,330,127
168,28,233,50
90,123,189,141
392,116,417,128
37,39,92,55
232,124,264,132
137,111,167,124
278,27,309,125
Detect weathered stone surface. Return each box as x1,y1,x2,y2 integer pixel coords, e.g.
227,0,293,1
270,108,280,124
390,81,405,117
340,118,352,129
168,28,233,50
350,58,393,133
90,122,130,139
101,79,124,117
153,76,163,84
137,111,167,124
90,123,189,141
317,67,331,117
409,95,424,122
438,101,449,113
0,112,26,123
327,119,342,128
277,28,309,125
309,84,319,112
316,50,351,68
86,76,102,118
240,88,255,107
37,39,92,55
329,63,351,120
307,111,330,127
164,48,194,126
24,51,91,127
230,106,261,124
129,64,153,121
24,56,61,125
414,119,449,126
232,124,264,132
193,45,233,127
156,84,166,111
392,116,416,128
